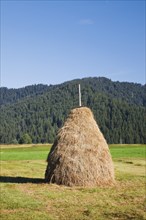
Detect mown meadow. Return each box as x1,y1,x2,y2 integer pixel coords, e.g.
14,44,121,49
0,144,146,220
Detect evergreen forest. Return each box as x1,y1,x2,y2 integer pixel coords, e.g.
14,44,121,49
0,77,146,144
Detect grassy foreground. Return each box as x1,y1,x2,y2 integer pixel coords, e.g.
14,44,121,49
0,144,146,220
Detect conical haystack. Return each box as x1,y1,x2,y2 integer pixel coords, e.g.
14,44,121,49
45,107,115,186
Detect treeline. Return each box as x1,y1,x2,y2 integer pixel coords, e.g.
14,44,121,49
0,77,146,144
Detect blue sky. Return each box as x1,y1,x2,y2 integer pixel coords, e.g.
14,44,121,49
1,0,145,88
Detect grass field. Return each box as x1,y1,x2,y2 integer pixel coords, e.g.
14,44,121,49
0,144,146,220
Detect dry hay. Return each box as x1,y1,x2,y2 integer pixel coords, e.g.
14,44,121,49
45,107,115,187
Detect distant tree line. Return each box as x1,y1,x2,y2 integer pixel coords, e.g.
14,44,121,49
0,77,146,144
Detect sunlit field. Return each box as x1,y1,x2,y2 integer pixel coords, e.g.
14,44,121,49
0,144,145,220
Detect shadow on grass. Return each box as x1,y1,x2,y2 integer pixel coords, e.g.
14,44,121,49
0,176,46,184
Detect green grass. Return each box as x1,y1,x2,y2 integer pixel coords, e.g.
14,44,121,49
0,144,145,161
0,144,146,220
110,145,145,158
0,145,51,161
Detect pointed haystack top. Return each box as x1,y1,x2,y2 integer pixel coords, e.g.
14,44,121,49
45,107,115,186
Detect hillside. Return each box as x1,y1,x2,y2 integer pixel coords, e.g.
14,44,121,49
0,77,146,144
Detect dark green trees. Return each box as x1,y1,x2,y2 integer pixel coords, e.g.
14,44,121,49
0,77,145,144
19,133,32,144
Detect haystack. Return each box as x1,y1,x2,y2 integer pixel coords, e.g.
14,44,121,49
45,107,115,186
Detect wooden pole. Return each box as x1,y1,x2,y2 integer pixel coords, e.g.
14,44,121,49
79,84,81,107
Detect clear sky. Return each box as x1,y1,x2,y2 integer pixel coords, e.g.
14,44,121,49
1,0,145,88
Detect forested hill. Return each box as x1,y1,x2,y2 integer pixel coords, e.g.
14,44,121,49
0,77,146,144
1,77,145,106
0,84,49,106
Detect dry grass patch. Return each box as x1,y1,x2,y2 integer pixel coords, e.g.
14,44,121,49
0,143,145,220
0,164,145,220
